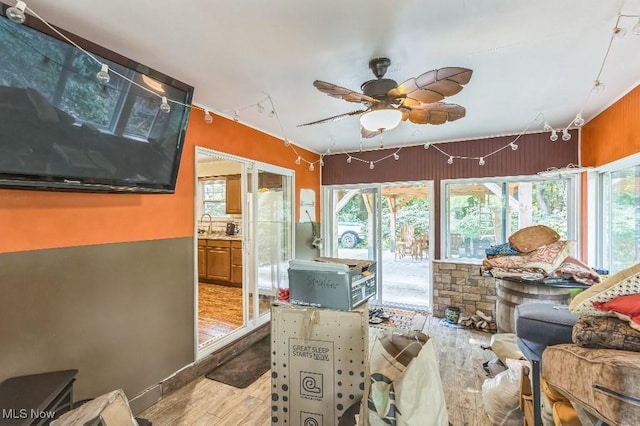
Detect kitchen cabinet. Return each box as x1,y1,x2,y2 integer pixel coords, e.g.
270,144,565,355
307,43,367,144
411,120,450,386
206,240,231,282
197,239,207,280
226,175,242,214
230,240,243,284
198,238,242,287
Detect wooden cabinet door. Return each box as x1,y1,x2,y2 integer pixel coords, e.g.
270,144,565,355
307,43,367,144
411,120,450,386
206,246,231,281
226,175,242,214
197,245,207,279
230,243,242,284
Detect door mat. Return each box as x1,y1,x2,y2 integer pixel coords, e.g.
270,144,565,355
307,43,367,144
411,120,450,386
205,335,271,388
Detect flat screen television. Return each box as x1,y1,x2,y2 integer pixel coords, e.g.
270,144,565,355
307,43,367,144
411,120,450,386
0,3,194,193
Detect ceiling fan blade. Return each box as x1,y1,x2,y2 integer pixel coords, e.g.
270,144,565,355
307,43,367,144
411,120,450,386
314,80,380,104
297,109,367,127
389,67,473,104
360,126,382,139
406,103,466,125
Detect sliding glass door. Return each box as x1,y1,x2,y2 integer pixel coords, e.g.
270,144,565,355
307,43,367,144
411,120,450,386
196,147,293,359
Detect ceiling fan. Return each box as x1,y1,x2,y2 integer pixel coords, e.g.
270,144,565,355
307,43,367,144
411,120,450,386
298,57,473,139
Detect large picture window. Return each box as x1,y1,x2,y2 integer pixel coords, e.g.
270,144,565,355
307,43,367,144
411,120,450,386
443,177,576,260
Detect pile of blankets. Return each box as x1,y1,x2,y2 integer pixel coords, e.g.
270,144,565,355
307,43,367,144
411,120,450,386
481,225,601,286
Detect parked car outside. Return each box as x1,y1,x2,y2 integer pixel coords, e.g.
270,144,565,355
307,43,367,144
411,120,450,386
337,222,367,248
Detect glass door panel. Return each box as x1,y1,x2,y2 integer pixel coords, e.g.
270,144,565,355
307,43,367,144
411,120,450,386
255,169,293,317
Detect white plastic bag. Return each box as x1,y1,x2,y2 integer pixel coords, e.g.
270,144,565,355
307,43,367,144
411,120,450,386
481,358,528,426
366,330,448,426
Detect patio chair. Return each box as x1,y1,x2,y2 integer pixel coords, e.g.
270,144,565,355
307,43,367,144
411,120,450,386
395,224,414,260
412,234,429,260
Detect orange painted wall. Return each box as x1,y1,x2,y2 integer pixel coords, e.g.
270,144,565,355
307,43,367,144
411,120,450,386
580,83,640,260
581,85,640,167
0,109,320,254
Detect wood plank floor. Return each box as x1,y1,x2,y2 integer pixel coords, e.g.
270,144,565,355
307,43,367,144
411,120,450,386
142,314,496,425
198,283,244,343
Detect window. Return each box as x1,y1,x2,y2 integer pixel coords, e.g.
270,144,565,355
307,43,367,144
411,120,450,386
201,179,227,216
443,177,575,260
599,164,640,273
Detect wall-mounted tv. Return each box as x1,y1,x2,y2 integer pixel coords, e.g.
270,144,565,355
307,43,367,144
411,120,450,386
0,3,194,193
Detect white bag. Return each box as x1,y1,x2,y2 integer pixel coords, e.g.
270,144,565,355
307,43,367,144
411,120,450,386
481,358,527,426
366,330,448,426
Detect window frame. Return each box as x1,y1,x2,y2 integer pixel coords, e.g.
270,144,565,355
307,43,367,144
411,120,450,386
440,174,580,261
594,152,640,273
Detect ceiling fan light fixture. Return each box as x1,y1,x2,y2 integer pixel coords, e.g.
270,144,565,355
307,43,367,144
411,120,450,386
360,108,402,132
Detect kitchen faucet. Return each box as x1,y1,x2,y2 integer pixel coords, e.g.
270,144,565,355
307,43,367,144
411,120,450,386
200,214,213,235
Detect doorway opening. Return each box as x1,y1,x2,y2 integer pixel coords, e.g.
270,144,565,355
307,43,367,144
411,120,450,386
195,147,294,359
323,181,433,310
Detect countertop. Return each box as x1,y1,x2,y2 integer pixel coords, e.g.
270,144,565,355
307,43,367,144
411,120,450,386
198,235,242,241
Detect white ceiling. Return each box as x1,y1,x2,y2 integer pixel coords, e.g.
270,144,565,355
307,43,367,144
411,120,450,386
23,0,640,154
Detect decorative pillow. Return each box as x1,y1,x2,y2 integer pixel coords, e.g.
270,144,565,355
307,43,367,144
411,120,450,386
508,225,560,253
569,262,640,315
593,294,640,332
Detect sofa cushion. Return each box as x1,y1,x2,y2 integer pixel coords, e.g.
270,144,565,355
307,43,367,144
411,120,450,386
572,315,640,352
543,344,640,426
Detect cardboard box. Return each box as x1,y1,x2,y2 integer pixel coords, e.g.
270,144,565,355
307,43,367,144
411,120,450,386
288,257,376,310
271,303,369,426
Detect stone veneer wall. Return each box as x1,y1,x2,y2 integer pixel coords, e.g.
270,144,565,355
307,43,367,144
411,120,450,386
432,261,496,319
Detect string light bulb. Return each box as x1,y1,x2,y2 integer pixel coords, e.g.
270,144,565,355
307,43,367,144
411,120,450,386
543,122,553,132
550,130,558,142
562,129,571,141
6,1,27,24
347,156,352,164
393,153,399,160
96,64,110,84
309,163,314,172
573,113,585,127
369,161,375,170
447,156,454,165
593,80,605,93
633,18,640,36
160,96,170,113
320,158,324,166
233,110,240,122
204,110,213,124
423,142,430,149
478,157,485,166
614,26,627,39
284,139,290,147
510,143,518,150
295,156,301,165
